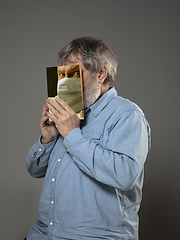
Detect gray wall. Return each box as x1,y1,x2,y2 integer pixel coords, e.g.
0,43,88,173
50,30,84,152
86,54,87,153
0,1,179,239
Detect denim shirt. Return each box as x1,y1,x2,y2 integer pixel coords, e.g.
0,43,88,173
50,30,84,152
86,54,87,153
26,87,151,240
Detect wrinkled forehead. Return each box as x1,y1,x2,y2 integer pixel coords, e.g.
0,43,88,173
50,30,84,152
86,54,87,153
57,64,80,74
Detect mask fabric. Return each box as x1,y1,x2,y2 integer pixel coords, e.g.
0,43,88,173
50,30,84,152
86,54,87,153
57,77,83,113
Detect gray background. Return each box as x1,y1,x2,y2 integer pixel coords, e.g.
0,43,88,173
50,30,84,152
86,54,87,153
0,1,179,239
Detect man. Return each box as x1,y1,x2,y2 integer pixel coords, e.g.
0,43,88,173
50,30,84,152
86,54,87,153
25,37,151,240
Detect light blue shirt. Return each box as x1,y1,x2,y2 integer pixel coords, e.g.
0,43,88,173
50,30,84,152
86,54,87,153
26,87,151,240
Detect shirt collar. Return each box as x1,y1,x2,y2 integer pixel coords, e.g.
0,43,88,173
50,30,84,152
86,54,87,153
86,87,117,117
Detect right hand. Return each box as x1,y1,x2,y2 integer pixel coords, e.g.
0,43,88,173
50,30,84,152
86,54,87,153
38,99,59,144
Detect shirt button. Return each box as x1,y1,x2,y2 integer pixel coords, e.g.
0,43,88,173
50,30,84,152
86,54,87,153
50,222,53,226
51,201,54,205
58,159,61,162
52,178,55,182
39,148,42,151
67,149,69,153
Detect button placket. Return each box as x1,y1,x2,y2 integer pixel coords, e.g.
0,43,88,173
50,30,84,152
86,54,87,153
49,151,65,234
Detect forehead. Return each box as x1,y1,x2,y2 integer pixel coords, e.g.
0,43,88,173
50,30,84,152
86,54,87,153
57,64,80,73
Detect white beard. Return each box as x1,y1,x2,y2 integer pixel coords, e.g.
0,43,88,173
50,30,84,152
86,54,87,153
83,75,101,109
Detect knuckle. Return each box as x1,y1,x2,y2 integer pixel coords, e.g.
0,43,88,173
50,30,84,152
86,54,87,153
66,114,70,119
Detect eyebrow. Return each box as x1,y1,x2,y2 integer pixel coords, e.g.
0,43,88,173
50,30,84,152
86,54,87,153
57,65,80,77
69,65,79,71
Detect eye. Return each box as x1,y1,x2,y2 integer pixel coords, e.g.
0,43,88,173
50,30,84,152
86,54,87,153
74,71,80,77
59,73,65,78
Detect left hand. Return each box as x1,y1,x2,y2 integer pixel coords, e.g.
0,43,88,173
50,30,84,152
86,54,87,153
46,98,80,138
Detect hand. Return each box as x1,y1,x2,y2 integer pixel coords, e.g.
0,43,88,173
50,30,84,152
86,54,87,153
46,98,80,138
38,100,59,144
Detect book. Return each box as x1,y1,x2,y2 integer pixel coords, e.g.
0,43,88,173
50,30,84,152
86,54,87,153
46,64,84,119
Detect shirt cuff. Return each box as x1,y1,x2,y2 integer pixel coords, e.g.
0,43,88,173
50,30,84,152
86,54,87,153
63,128,86,154
37,136,57,166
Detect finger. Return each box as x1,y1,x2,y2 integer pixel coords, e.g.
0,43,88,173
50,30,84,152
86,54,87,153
46,108,57,123
39,111,50,128
41,100,49,116
39,101,51,123
46,102,60,118
40,113,49,123
55,97,74,113
47,99,67,115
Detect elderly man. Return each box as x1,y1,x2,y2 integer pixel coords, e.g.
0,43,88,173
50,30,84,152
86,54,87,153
25,37,151,240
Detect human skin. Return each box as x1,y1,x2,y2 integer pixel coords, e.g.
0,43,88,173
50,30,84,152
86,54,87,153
57,64,81,80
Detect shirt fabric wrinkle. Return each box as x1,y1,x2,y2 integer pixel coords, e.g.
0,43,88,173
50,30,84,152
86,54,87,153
26,87,150,240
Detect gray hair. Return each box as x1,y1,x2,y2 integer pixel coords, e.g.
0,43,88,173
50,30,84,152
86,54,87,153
57,37,118,84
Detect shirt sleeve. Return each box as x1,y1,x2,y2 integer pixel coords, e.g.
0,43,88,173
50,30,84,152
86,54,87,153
26,137,57,178
63,111,151,191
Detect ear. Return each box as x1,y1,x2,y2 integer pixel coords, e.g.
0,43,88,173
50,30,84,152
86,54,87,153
97,66,107,84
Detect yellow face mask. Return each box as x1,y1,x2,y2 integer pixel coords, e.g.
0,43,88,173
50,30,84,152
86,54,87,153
57,77,83,114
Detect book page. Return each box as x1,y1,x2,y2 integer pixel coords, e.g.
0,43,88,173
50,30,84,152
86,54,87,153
46,65,84,119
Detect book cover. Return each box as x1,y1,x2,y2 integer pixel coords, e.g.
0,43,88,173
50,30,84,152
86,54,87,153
46,65,84,119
